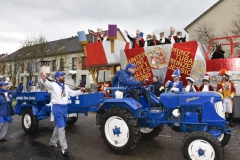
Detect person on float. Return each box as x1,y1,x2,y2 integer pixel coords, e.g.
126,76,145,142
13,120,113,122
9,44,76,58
175,31,186,43
152,32,158,45
88,28,106,42
165,68,183,92
40,71,85,154
199,74,214,91
168,26,177,44
157,32,171,45
185,77,198,92
0,81,23,142
124,29,145,48
151,76,165,97
211,43,225,59
144,34,154,47
217,68,235,127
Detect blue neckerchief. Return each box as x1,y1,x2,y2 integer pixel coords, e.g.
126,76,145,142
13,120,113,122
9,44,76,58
55,81,65,92
0,88,8,93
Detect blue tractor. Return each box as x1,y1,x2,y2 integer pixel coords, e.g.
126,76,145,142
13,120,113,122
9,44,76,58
96,82,231,160
15,82,230,160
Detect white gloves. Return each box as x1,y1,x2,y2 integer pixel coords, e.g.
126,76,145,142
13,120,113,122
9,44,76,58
165,80,171,87
4,92,10,102
171,88,179,92
185,85,191,92
230,94,234,98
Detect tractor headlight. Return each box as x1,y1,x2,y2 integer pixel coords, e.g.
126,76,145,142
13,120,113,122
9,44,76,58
214,101,225,119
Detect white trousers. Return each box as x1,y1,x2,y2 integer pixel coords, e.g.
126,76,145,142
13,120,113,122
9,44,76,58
50,126,68,150
223,98,233,113
0,122,8,140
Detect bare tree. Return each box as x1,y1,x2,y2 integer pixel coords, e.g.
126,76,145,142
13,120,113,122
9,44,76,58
229,2,240,56
191,21,216,50
19,35,49,81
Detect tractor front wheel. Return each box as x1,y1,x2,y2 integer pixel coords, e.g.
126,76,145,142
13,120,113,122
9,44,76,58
140,125,164,139
100,107,140,154
217,133,231,147
181,131,224,160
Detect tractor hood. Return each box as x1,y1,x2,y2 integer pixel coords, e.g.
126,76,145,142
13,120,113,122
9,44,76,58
161,92,222,108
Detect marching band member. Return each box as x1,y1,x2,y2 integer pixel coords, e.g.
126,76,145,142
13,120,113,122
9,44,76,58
217,68,235,127
199,74,214,91
40,71,85,154
185,77,198,92
165,68,183,92
124,29,144,48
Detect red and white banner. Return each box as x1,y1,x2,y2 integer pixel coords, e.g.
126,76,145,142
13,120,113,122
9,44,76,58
85,40,206,86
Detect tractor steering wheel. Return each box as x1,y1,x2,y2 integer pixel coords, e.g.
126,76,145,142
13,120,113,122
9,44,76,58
138,79,149,95
138,79,149,87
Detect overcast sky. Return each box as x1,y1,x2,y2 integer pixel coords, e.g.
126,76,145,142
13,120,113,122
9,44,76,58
0,0,218,54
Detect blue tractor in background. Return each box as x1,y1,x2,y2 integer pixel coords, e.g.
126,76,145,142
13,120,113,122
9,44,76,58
96,81,231,160
15,81,230,160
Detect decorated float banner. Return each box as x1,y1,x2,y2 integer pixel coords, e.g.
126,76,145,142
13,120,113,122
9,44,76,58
120,41,207,86
85,40,127,68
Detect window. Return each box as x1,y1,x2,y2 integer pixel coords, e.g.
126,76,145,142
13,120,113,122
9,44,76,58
21,63,24,73
72,57,77,70
51,60,56,71
27,63,30,72
81,75,86,84
14,64,17,74
9,65,12,74
60,59,64,71
35,62,39,72
72,75,76,83
2,64,5,74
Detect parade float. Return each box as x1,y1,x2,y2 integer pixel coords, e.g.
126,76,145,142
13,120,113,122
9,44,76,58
13,25,240,160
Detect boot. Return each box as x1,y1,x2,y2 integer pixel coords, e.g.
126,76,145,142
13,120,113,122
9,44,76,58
229,113,234,127
225,113,229,121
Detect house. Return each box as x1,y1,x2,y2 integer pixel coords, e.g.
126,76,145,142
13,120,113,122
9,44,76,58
0,28,126,88
185,0,239,42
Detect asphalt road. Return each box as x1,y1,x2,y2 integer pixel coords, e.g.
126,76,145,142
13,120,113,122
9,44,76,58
0,113,239,160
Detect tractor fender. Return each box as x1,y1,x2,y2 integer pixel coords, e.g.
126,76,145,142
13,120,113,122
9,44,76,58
96,98,142,125
201,100,224,122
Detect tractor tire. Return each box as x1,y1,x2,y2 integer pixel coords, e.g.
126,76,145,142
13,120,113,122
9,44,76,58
67,115,78,125
181,131,224,160
217,133,231,147
22,108,39,134
100,107,141,154
140,125,164,139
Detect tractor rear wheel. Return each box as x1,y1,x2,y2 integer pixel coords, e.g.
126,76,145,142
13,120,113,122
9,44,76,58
22,108,39,134
100,107,140,154
140,125,164,139
181,131,224,160
67,114,78,125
